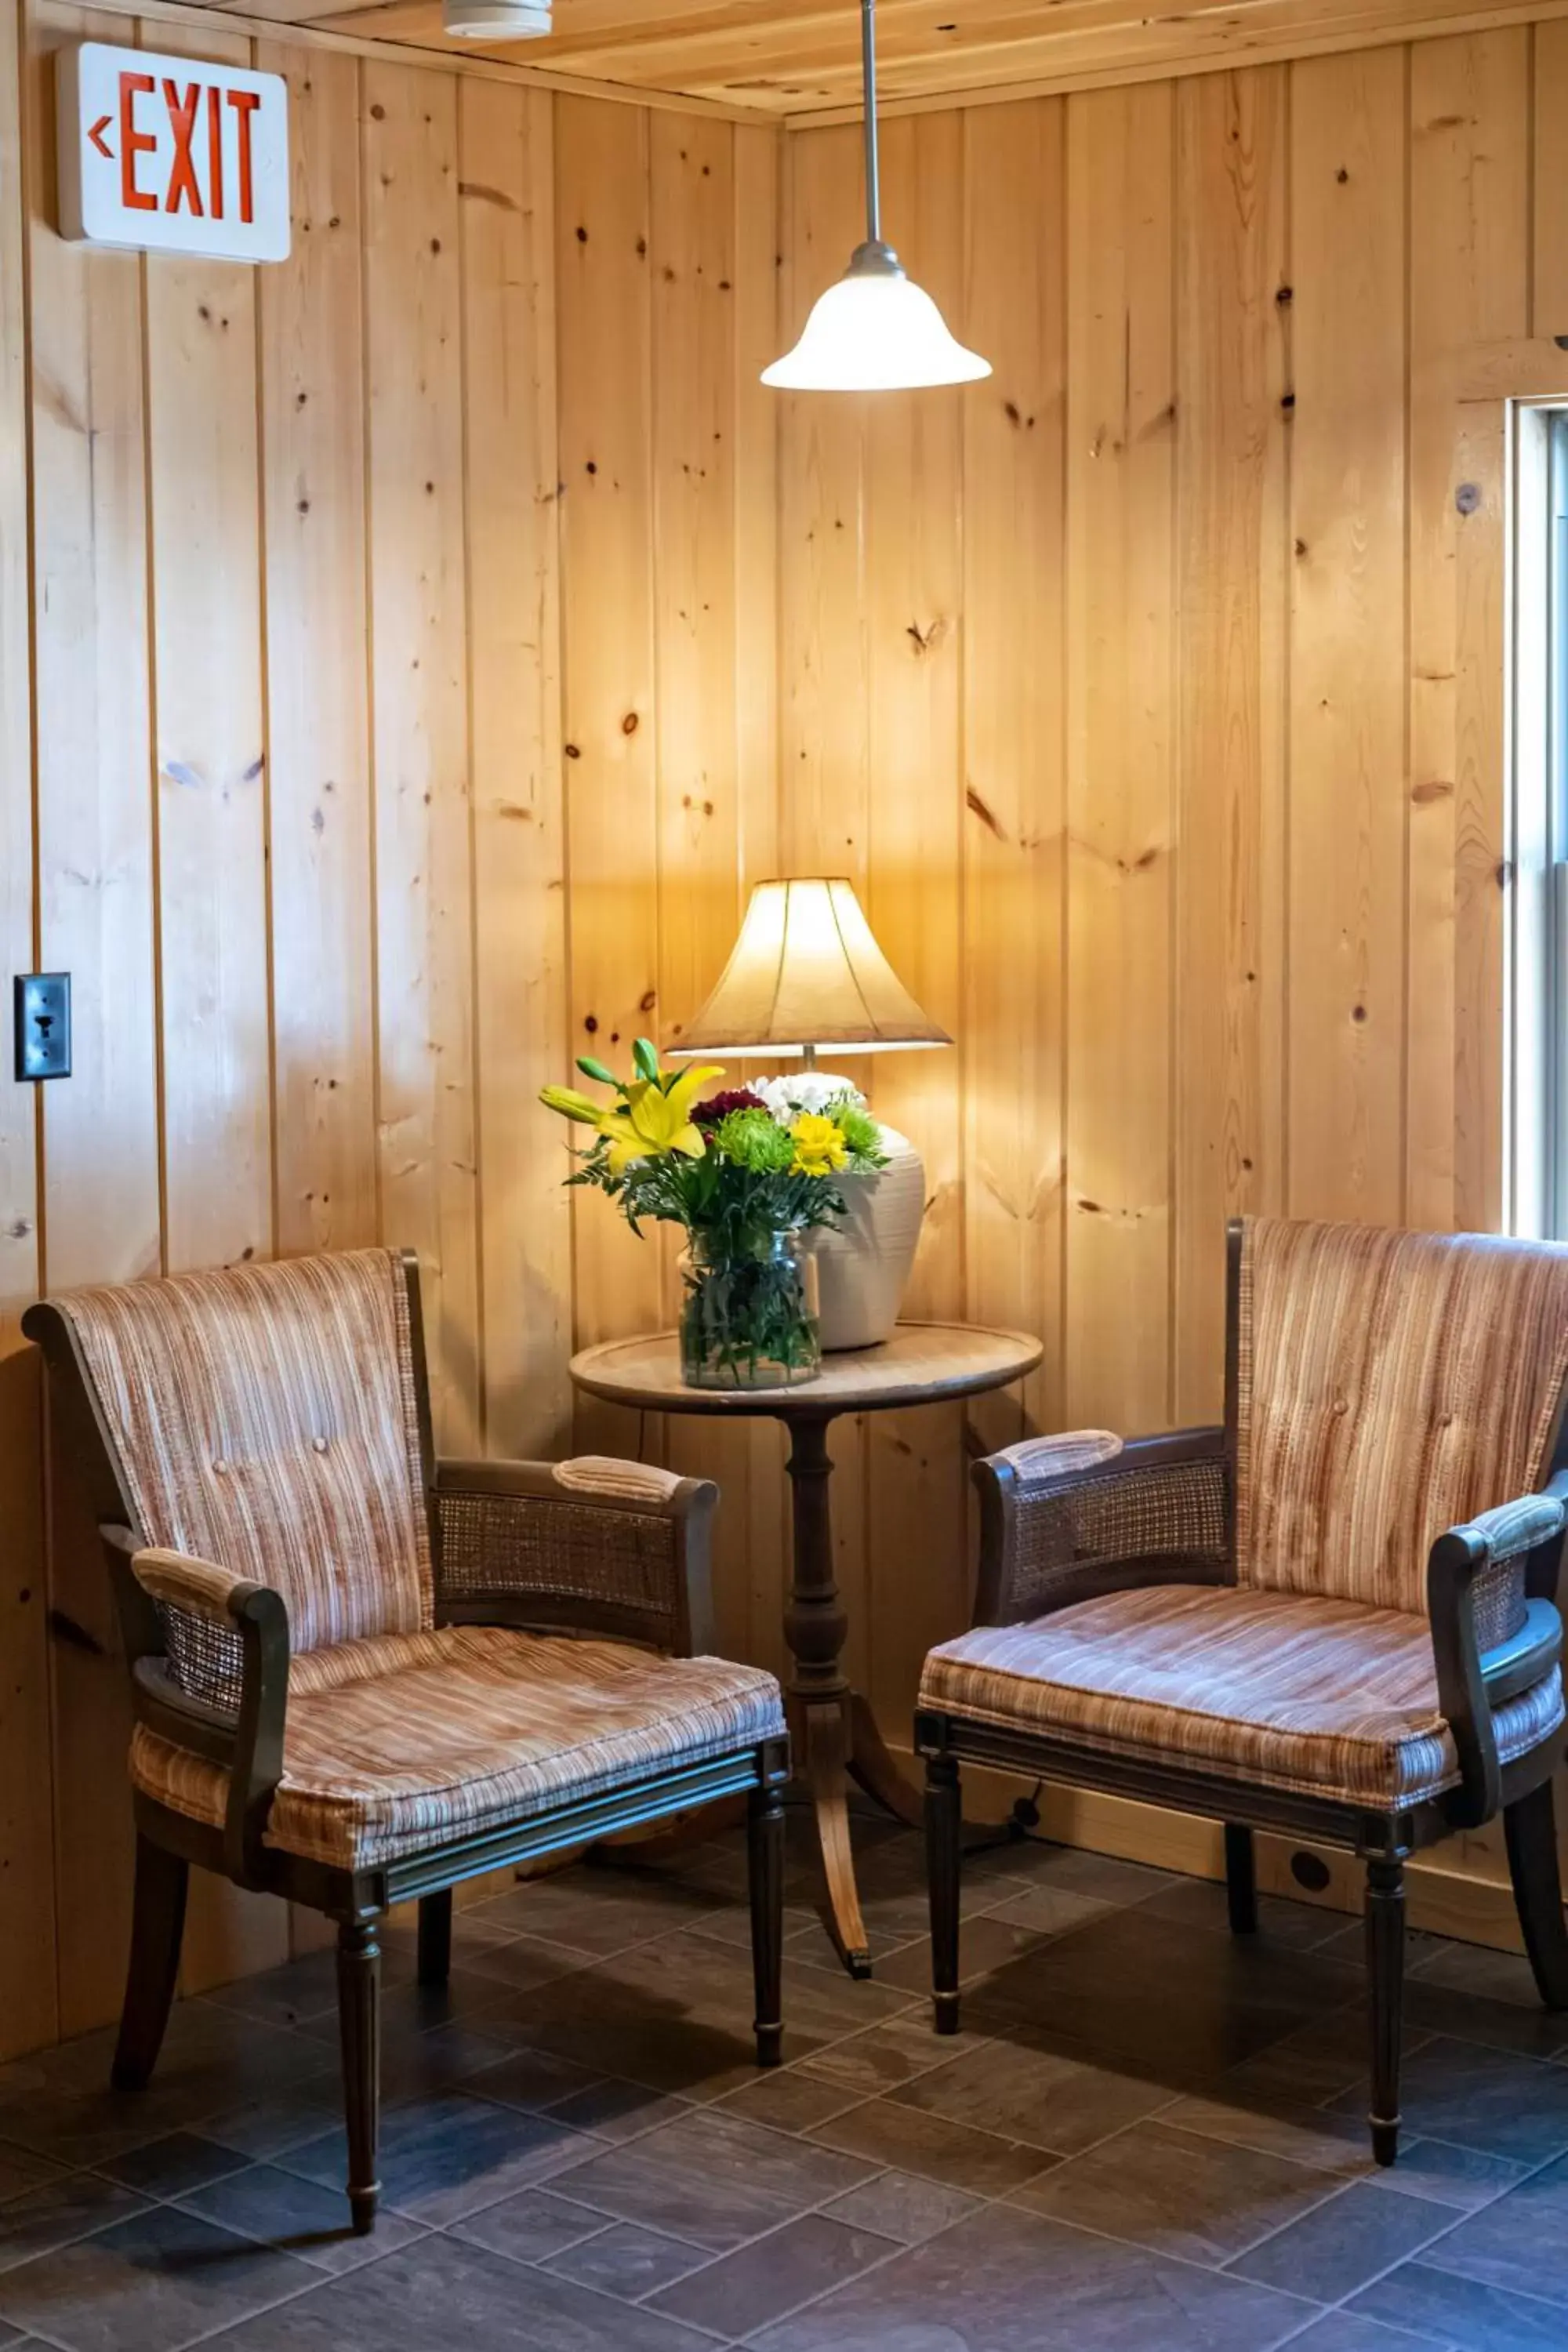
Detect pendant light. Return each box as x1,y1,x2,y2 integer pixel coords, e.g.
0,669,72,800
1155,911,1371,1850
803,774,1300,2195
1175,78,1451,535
763,0,989,393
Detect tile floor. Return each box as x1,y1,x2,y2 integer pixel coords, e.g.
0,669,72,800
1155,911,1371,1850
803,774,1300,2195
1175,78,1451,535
0,1807,1566,2350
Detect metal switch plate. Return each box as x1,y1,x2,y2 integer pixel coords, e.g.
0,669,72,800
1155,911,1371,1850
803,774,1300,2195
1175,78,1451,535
14,973,71,1080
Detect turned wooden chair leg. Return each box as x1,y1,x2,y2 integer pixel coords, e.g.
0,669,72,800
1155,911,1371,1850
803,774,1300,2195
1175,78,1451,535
1224,1823,1258,1936
748,1784,785,2067
1364,1853,1405,2166
416,1889,453,1989
1504,1777,1568,2009
111,1835,189,2092
336,1918,383,2234
926,1751,962,2035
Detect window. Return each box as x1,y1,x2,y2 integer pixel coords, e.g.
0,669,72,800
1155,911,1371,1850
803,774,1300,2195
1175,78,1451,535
1508,405,1568,1239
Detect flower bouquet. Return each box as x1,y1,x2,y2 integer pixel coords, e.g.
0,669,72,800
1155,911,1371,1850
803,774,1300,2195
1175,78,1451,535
542,1041,887,1388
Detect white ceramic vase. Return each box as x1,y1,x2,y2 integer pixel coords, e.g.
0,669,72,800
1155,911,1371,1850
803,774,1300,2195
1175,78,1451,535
812,1126,925,1351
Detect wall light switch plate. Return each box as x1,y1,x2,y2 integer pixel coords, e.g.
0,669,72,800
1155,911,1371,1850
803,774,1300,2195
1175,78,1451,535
14,973,71,1080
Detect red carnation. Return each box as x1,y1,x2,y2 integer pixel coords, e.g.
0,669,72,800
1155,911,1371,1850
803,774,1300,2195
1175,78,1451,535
693,1088,768,1127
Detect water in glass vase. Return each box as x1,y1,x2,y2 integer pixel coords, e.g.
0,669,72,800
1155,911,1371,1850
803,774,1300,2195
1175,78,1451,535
680,1229,822,1390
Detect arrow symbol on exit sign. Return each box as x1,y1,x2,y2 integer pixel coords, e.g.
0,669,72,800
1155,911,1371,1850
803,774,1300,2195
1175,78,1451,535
87,114,113,158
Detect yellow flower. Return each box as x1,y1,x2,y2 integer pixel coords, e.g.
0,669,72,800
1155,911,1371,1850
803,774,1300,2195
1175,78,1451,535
542,1062,724,1177
790,1112,850,1177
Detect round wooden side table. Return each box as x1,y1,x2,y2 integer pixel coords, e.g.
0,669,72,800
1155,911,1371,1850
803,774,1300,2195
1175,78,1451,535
569,1319,1043,1978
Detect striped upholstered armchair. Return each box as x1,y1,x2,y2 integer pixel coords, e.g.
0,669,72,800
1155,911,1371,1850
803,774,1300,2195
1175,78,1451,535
24,1248,789,2231
918,1217,1568,2166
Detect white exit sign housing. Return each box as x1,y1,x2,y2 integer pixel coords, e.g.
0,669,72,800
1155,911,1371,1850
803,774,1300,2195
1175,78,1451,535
56,42,289,263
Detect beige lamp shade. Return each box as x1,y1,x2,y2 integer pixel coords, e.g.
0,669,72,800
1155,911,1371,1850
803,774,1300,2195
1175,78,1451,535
674,877,951,1057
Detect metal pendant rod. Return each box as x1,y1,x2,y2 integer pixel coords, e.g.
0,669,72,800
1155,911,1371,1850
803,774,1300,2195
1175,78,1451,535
860,0,880,247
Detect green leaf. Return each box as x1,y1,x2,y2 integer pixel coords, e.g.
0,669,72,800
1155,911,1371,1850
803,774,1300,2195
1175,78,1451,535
632,1036,660,1084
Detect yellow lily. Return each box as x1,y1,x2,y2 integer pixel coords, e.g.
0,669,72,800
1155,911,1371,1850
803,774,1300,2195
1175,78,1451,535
597,1064,724,1175
539,1085,605,1126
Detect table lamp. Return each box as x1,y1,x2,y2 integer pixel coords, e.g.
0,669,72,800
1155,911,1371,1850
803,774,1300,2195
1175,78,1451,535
673,877,949,1348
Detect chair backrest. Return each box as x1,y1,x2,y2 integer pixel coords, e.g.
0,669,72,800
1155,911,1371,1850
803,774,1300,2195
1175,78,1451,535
46,1248,433,1654
1232,1217,1568,1617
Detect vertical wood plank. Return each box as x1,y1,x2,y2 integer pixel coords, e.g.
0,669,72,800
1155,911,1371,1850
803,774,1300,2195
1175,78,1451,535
145,20,273,1281
862,108,967,1730
139,16,289,1995
260,44,378,1262
731,120,788,1677
1407,31,1527,1233
29,2,157,2037
1288,49,1406,1225
0,0,56,2061
962,95,1067,1456
459,81,571,1461
363,59,481,1454
1064,81,1177,1434
554,96,660,1452
1534,20,1568,339
1174,67,1288,1417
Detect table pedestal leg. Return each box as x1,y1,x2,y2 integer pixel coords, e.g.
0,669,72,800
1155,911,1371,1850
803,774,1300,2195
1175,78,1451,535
782,1414,922,1976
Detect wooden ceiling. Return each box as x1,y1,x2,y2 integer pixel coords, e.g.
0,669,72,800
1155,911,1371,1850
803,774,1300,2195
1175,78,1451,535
217,0,1568,120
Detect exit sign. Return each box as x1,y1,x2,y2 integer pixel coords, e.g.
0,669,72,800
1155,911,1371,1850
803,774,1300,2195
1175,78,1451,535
56,42,289,263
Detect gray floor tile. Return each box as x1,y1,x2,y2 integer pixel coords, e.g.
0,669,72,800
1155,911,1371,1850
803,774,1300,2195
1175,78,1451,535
887,2025,1181,2157
1140,1878,1349,1952
649,2212,899,2336
0,2202,318,2352
1367,2136,1528,2213
198,2232,716,2350
203,1953,342,2032
281,2092,597,2224
980,1885,1116,1940
811,2095,1060,2197
1352,2259,1568,2350
872,1913,1052,1994
95,2131,250,2201
543,2221,709,2299
1285,2315,1452,2350
748,2198,1316,2351
821,2169,981,2244
445,2183,615,2263
1327,2038,1568,2167
1011,2118,1342,2263
0,2152,67,2209
796,2012,973,2099
553,2107,875,2253
0,2172,151,2275
1225,2180,1457,2300
712,2068,866,2136
1414,2147,1568,2305
178,2163,427,2272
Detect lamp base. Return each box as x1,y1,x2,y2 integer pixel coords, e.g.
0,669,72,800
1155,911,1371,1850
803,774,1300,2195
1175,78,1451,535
814,1128,924,1350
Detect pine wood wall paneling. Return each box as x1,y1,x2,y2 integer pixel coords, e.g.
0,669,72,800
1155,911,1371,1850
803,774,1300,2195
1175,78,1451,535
0,0,56,2063
778,120,871,1697
459,80,572,1461
1063,81,1177,1432
1172,67,1289,1419
1407,32,1529,1232
960,96,1068,1456
554,96,661,1462
27,3,156,2037
260,43,379,1265
138,14,292,1994
860,109,968,1736
1287,49,1408,1224
363,59,481,1454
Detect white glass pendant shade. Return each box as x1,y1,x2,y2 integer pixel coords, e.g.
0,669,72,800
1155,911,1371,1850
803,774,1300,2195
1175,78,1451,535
443,0,550,34
762,241,989,393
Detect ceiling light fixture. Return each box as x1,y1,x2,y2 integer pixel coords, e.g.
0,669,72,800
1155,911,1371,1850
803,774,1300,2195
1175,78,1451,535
762,0,989,393
441,0,551,38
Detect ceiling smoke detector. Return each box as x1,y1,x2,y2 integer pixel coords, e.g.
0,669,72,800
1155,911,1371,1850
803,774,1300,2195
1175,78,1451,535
443,0,552,34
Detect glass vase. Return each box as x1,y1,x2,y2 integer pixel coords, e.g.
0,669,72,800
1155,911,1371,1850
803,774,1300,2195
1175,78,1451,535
679,1228,822,1391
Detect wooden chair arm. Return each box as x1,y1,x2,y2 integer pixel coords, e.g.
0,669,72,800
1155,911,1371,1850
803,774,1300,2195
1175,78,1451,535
433,1457,719,1655
1428,1475,1568,1830
972,1425,1229,1626
102,1524,290,1886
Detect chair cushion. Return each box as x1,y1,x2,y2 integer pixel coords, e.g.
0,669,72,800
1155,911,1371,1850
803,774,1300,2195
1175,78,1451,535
131,1625,786,1870
1236,1218,1568,1615
920,1584,1564,1810
55,1249,431,1654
